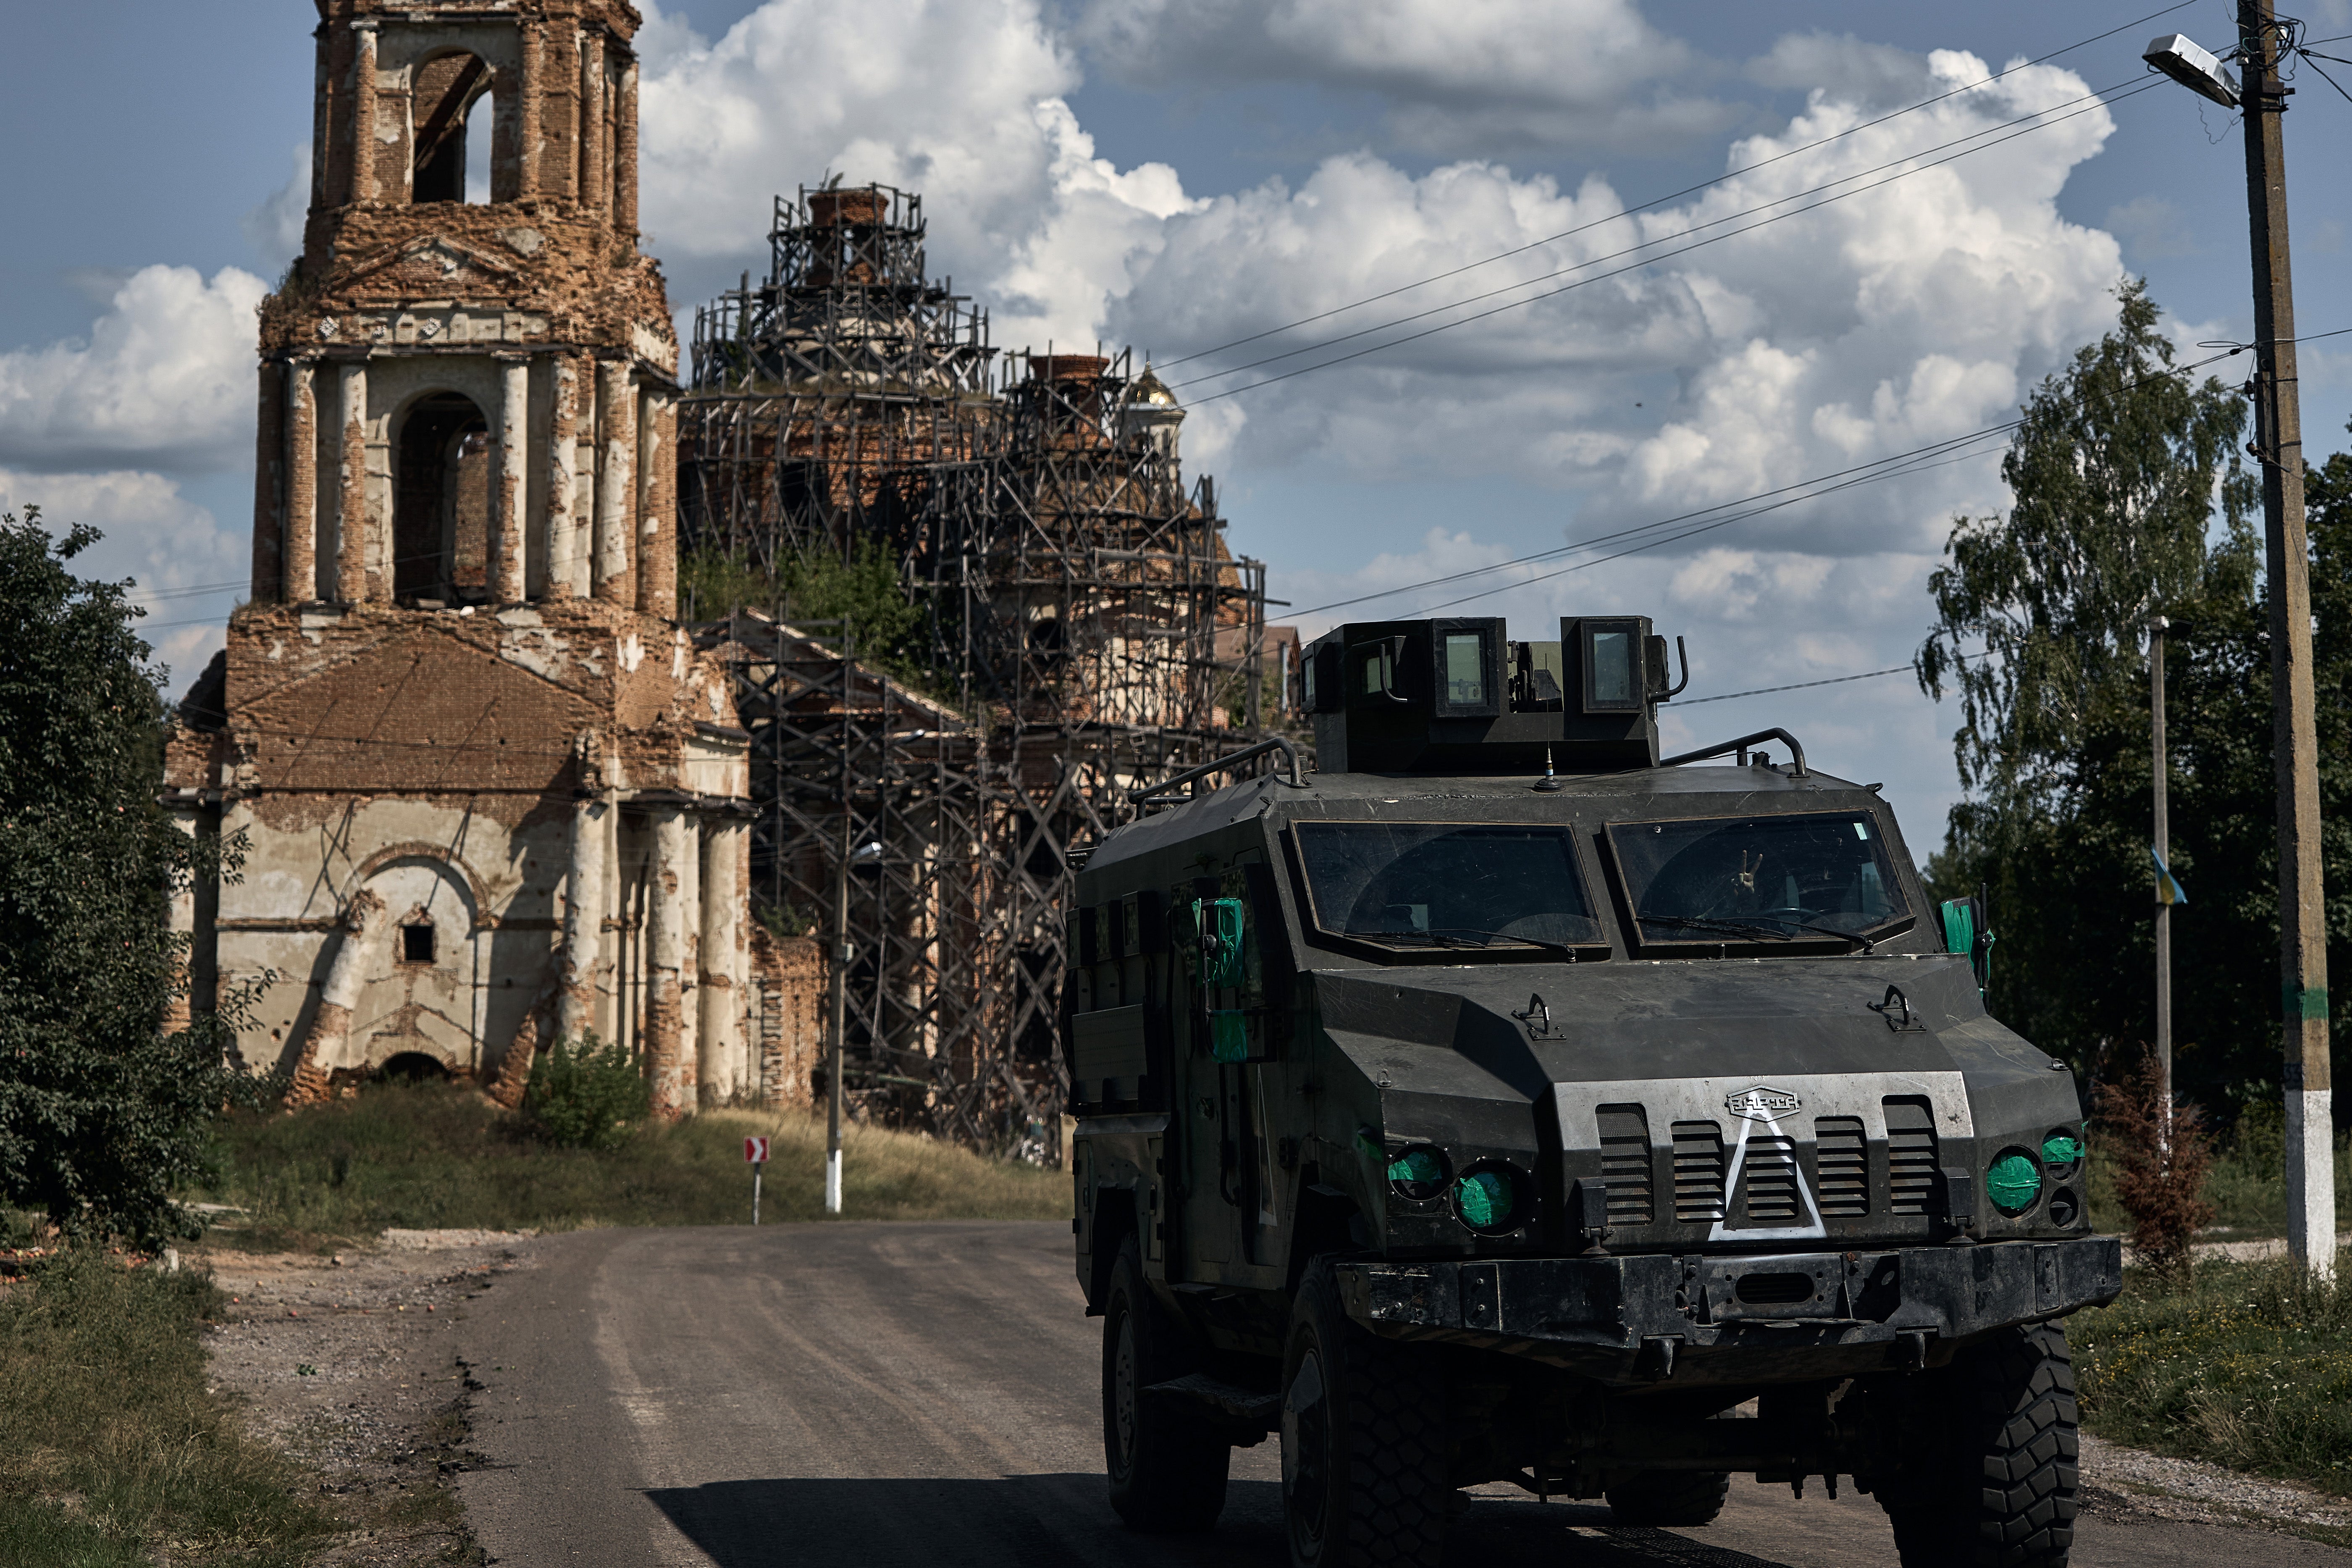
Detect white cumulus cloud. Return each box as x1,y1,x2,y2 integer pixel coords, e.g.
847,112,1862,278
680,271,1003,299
1072,0,1732,155
0,265,266,476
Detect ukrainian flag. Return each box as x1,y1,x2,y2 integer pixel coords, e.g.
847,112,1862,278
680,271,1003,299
2152,847,2187,906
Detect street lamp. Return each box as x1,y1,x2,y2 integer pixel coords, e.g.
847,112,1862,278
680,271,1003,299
2142,34,2240,105
2146,5,2334,1277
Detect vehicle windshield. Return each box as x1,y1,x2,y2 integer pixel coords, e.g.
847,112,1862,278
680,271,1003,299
1294,822,1606,950
1604,811,1910,946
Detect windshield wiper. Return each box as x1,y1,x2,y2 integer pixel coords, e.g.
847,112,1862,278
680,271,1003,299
1753,914,1877,952
1424,926,1583,960
1339,928,1581,960
1635,913,1796,943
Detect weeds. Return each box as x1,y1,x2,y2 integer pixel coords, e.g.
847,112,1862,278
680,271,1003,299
202,1082,1068,1242
0,1247,331,1565
2074,1251,2352,1494
2097,1047,2217,1276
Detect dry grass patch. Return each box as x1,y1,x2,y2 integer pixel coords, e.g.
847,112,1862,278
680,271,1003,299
202,1083,1067,1245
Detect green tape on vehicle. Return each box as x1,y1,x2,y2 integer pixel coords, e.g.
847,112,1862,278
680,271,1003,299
2041,1132,2083,1167
1208,1009,1250,1063
1987,1152,2042,1215
1456,1169,1513,1229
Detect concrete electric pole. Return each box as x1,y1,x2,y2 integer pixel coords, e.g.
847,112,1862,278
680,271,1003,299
2147,3,2333,1273
2150,614,2171,1143
2238,0,2334,1277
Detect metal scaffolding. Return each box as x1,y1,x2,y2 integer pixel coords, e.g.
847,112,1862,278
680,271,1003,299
681,182,1268,1155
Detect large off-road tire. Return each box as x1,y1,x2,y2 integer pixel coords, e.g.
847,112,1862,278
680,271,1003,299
1605,1468,1730,1527
1881,1323,2079,1568
1102,1236,1229,1531
1280,1257,1450,1568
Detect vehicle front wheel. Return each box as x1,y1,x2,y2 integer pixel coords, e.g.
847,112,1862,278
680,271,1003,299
1281,1257,1449,1568
1102,1235,1228,1531
1880,1322,2079,1568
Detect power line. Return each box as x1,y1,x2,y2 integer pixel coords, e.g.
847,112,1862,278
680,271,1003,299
1170,74,2149,396
1288,343,2248,622
1188,81,2161,406
1156,0,2200,373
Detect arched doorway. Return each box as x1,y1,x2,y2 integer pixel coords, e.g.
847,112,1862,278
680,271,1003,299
394,393,493,601
412,52,494,204
375,1051,451,1085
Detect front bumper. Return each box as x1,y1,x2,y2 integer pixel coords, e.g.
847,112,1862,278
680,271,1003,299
1335,1236,2122,1387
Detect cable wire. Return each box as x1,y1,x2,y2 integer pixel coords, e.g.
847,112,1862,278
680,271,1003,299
1171,74,2149,395
1188,81,2161,406
1155,0,2200,373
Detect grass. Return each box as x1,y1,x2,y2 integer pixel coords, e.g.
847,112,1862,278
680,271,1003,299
0,1248,332,1566
2072,1250,2352,1497
200,1082,1071,1245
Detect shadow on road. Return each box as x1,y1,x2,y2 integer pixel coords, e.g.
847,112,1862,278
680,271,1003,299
642,1474,1807,1567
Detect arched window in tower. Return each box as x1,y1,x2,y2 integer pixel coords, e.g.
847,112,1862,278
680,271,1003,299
394,393,494,601
411,52,493,204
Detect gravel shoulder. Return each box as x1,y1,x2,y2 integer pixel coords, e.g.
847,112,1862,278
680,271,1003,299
194,1229,538,1567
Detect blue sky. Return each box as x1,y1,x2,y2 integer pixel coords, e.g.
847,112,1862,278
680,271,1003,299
5,0,2350,852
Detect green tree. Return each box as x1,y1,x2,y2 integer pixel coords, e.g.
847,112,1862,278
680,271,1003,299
1920,284,2352,1115
0,511,266,1241
680,539,946,698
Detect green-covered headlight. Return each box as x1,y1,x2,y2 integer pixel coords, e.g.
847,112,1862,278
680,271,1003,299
2041,1131,2083,1169
1386,1147,1449,1202
1987,1151,2043,1216
1454,1167,1520,1231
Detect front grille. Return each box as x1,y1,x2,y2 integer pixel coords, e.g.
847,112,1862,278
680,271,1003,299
1672,1121,1727,1224
1742,1134,1800,1222
1596,1103,1654,1225
1815,1116,1868,1217
1885,1095,1938,1215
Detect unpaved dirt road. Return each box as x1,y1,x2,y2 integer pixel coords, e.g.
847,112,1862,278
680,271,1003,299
452,1223,2349,1568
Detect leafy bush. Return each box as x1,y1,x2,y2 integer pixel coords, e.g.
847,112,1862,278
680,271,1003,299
0,512,275,1242
523,1034,649,1151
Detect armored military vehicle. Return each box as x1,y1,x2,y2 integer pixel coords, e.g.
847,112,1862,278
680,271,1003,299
1067,614,2118,1568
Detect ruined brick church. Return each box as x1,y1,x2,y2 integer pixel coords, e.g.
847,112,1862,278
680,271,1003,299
163,0,762,1114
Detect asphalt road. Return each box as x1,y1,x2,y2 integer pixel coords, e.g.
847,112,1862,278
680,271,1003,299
453,1222,2344,1568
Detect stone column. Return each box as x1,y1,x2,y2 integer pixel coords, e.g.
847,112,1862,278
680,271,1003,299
349,22,378,204
251,362,286,604
615,58,639,235
311,26,331,207
580,31,606,215
698,819,746,1103
517,21,543,202
645,805,693,1115
551,28,579,203
555,793,609,1043
334,358,370,604
636,385,676,617
286,360,318,602
593,360,635,603
289,888,384,1106
546,355,583,598
163,810,202,1036
494,354,529,602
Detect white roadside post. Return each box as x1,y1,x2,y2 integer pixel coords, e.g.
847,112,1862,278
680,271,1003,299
745,1135,769,1225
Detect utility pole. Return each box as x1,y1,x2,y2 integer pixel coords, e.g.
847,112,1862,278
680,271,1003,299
826,630,854,1217
2150,614,2172,1146
2239,0,2334,1275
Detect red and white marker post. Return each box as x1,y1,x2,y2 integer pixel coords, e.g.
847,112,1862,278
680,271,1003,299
744,1136,770,1224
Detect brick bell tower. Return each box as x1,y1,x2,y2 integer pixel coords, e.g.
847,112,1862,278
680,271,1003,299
165,0,752,1116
